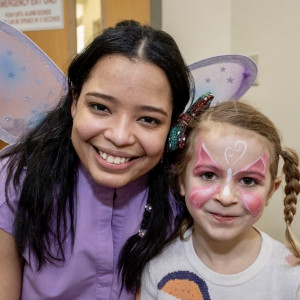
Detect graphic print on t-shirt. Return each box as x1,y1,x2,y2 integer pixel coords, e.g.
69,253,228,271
158,270,211,299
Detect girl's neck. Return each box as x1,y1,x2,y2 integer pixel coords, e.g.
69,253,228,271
192,226,261,275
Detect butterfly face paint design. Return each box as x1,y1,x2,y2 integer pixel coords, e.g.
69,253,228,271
190,139,222,208
190,139,268,216
237,154,268,216
223,140,247,196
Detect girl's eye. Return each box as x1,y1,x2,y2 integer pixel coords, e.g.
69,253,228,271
140,117,160,126
200,172,217,181
90,103,110,113
240,177,257,186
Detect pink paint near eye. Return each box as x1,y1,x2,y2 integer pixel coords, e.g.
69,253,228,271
235,154,268,181
241,191,264,217
193,139,222,175
189,185,220,208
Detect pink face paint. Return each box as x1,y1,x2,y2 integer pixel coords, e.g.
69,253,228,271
240,192,264,217
193,139,222,175
189,185,221,209
190,140,223,208
234,154,268,216
235,153,267,179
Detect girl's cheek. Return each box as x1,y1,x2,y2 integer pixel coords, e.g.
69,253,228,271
189,185,220,209
241,191,264,217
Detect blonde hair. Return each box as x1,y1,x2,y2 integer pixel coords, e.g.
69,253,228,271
170,101,300,263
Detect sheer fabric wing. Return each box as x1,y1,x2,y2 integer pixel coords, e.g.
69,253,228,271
187,55,257,110
0,19,67,144
0,20,257,144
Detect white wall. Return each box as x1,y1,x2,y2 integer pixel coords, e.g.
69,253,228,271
162,0,300,243
231,0,300,243
162,0,232,64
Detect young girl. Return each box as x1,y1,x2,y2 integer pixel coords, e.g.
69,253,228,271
141,100,300,299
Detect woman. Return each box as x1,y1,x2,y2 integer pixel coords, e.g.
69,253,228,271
0,20,191,299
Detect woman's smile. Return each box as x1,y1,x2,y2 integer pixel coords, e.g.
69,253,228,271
71,54,172,188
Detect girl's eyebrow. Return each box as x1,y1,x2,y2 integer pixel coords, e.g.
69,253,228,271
193,164,224,175
86,92,169,117
234,169,266,180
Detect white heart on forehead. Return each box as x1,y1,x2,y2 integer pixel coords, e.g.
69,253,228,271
224,140,247,166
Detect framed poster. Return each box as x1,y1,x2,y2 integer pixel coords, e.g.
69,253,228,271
0,0,64,31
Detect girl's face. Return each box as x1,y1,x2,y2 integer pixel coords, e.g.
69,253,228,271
71,54,172,188
180,121,280,243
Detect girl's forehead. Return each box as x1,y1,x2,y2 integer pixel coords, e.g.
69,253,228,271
192,121,271,167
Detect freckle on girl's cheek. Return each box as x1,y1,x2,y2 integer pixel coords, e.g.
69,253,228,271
241,192,264,217
189,186,220,209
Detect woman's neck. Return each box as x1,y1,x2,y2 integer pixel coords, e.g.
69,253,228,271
192,226,262,275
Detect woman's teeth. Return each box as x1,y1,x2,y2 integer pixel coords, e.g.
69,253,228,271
99,151,130,164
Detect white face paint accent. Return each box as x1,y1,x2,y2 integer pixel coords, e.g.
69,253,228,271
223,168,232,196
222,140,247,196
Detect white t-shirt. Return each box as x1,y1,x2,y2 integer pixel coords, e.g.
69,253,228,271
141,229,300,300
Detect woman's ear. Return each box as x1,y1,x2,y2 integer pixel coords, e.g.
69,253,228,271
179,177,186,196
71,91,78,119
71,101,77,119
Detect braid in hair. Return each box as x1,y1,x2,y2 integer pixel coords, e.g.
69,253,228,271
280,147,300,263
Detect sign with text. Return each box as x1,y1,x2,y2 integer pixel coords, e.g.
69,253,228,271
0,0,64,31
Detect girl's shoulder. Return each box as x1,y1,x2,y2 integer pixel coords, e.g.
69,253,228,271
261,231,300,273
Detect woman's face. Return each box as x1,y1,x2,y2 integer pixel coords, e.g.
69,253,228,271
71,54,173,188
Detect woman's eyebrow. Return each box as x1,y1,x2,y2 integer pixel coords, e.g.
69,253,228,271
138,105,168,116
86,92,117,102
86,92,169,117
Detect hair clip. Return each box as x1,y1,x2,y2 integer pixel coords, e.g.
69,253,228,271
167,93,214,152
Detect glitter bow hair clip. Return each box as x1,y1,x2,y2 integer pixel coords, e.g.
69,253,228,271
0,20,257,147
167,54,258,152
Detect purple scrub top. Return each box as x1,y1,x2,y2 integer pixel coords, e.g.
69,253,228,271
0,161,148,299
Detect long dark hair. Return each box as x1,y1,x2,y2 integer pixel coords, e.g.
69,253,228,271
1,20,192,292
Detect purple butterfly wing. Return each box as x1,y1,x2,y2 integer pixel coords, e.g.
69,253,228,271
187,54,257,110
0,19,67,144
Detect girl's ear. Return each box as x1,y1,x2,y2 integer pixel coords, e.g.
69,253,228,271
265,177,282,206
273,177,282,191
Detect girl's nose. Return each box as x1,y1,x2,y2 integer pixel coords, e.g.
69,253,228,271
215,182,238,206
103,115,135,146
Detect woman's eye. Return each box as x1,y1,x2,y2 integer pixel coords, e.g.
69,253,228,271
140,117,160,125
240,177,257,186
90,103,110,112
200,172,217,181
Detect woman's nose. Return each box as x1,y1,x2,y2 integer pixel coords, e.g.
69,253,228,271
103,115,135,146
